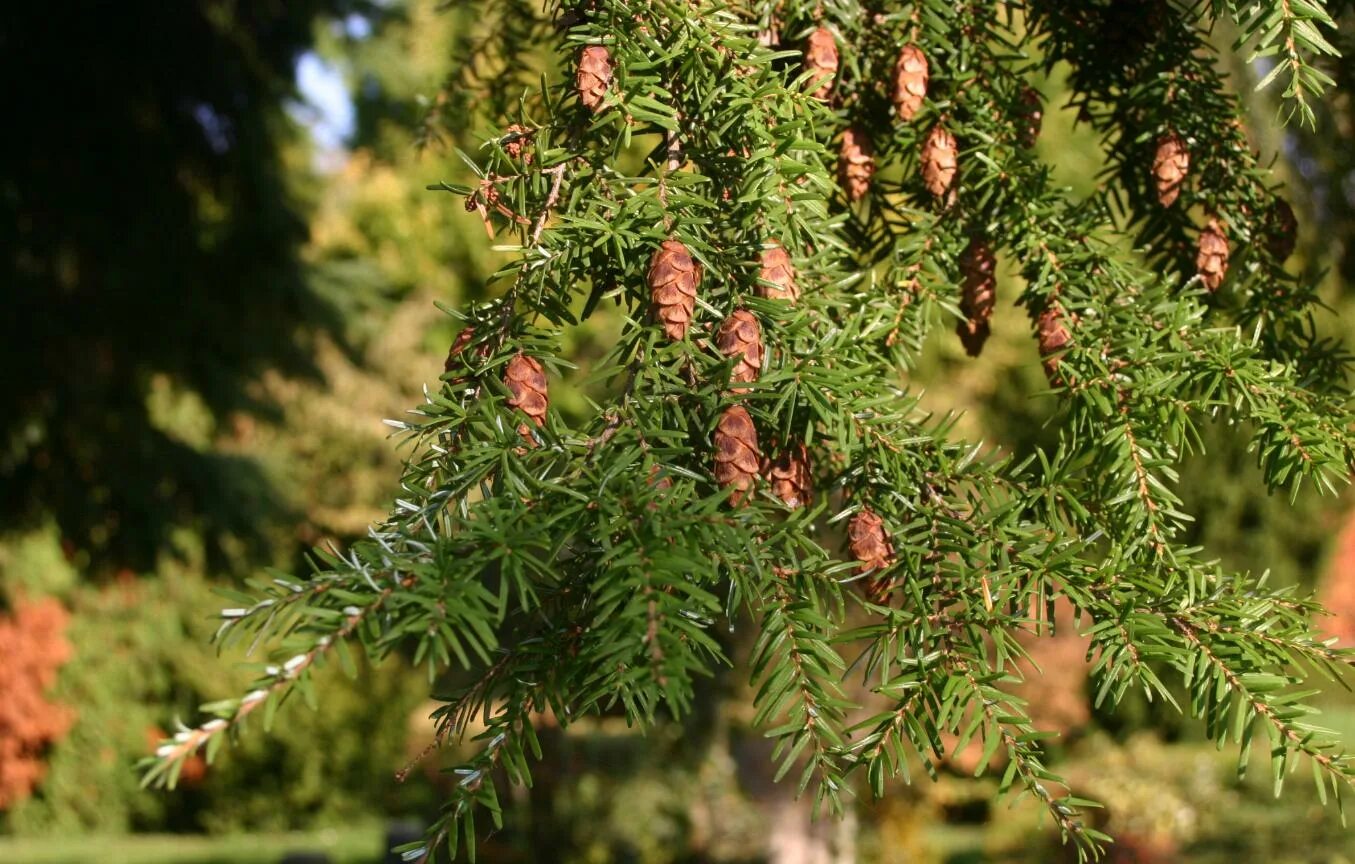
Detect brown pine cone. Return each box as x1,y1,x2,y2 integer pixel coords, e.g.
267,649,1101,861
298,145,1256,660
839,126,875,202
1018,87,1043,148
649,463,674,493
502,124,535,164
892,44,929,122
577,45,613,114
647,463,673,510
1036,303,1072,384
804,25,839,100
1152,133,1189,207
716,309,764,391
956,238,996,357
649,239,701,340
765,442,812,509
504,353,548,441
849,507,894,601
444,326,477,376
758,242,799,302
921,124,958,198
1268,198,1297,261
1196,218,1229,293
714,406,760,506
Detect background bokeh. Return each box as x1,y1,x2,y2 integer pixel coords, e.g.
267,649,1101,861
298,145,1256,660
3,2,1355,862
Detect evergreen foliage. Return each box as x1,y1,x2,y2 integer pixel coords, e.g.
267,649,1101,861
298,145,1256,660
149,1,1355,860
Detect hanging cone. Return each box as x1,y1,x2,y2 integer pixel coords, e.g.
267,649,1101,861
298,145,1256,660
839,126,875,202
1152,133,1189,207
1036,303,1072,385
758,242,799,302
956,238,996,357
714,406,760,506
502,124,535,164
649,463,674,493
444,326,477,376
921,124,958,198
504,353,548,443
444,326,493,389
849,508,895,602
765,442,812,509
1018,87,1043,148
892,44,929,122
1196,218,1229,293
1267,198,1297,262
804,25,839,99
716,309,764,391
648,239,701,340
577,45,613,114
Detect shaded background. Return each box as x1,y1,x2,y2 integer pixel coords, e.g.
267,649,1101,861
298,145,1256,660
3,2,1355,862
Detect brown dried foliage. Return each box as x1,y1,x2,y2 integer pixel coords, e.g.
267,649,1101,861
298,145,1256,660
0,597,74,808
713,406,760,506
649,239,701,340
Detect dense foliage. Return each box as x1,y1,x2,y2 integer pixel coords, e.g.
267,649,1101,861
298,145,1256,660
145,1,1355,861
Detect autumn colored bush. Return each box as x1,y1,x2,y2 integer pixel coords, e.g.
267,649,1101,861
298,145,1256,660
0,597,73,808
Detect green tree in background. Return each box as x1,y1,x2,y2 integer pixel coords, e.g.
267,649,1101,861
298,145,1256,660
0,0,389,571
0,0,464,839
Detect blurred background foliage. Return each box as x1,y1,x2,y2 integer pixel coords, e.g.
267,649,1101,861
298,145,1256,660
3,1,1355,862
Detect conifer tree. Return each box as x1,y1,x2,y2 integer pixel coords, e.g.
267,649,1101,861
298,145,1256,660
148,1,1355,860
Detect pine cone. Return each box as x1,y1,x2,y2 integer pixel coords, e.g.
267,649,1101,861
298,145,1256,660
892,44,929,122
1196,218,1229,293
577,45,613,114
804,25,839,100
444,326,477,376
849,507,894,603
503,124,535,164
716,309,764,391
921,124,958,198
504,353,549,433
758,242,799,302
1152,133,1189,207
649,463,673,493
1036,303,1072,384
765,442,812,509
649,239,701,340
1268,198,1297,261
714,406,760,506
1018,87,1042,148
839,126,875,202
956,238,996,357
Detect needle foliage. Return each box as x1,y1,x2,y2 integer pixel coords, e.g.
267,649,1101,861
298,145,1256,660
148,1,1355,860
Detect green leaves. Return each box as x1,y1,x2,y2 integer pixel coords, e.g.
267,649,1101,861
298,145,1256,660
1224,0,1341,127
146,1,1355,862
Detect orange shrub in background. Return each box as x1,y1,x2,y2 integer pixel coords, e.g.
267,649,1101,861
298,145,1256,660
0,596,74,808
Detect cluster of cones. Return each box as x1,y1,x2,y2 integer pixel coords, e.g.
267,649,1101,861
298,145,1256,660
1151,132,1298,294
